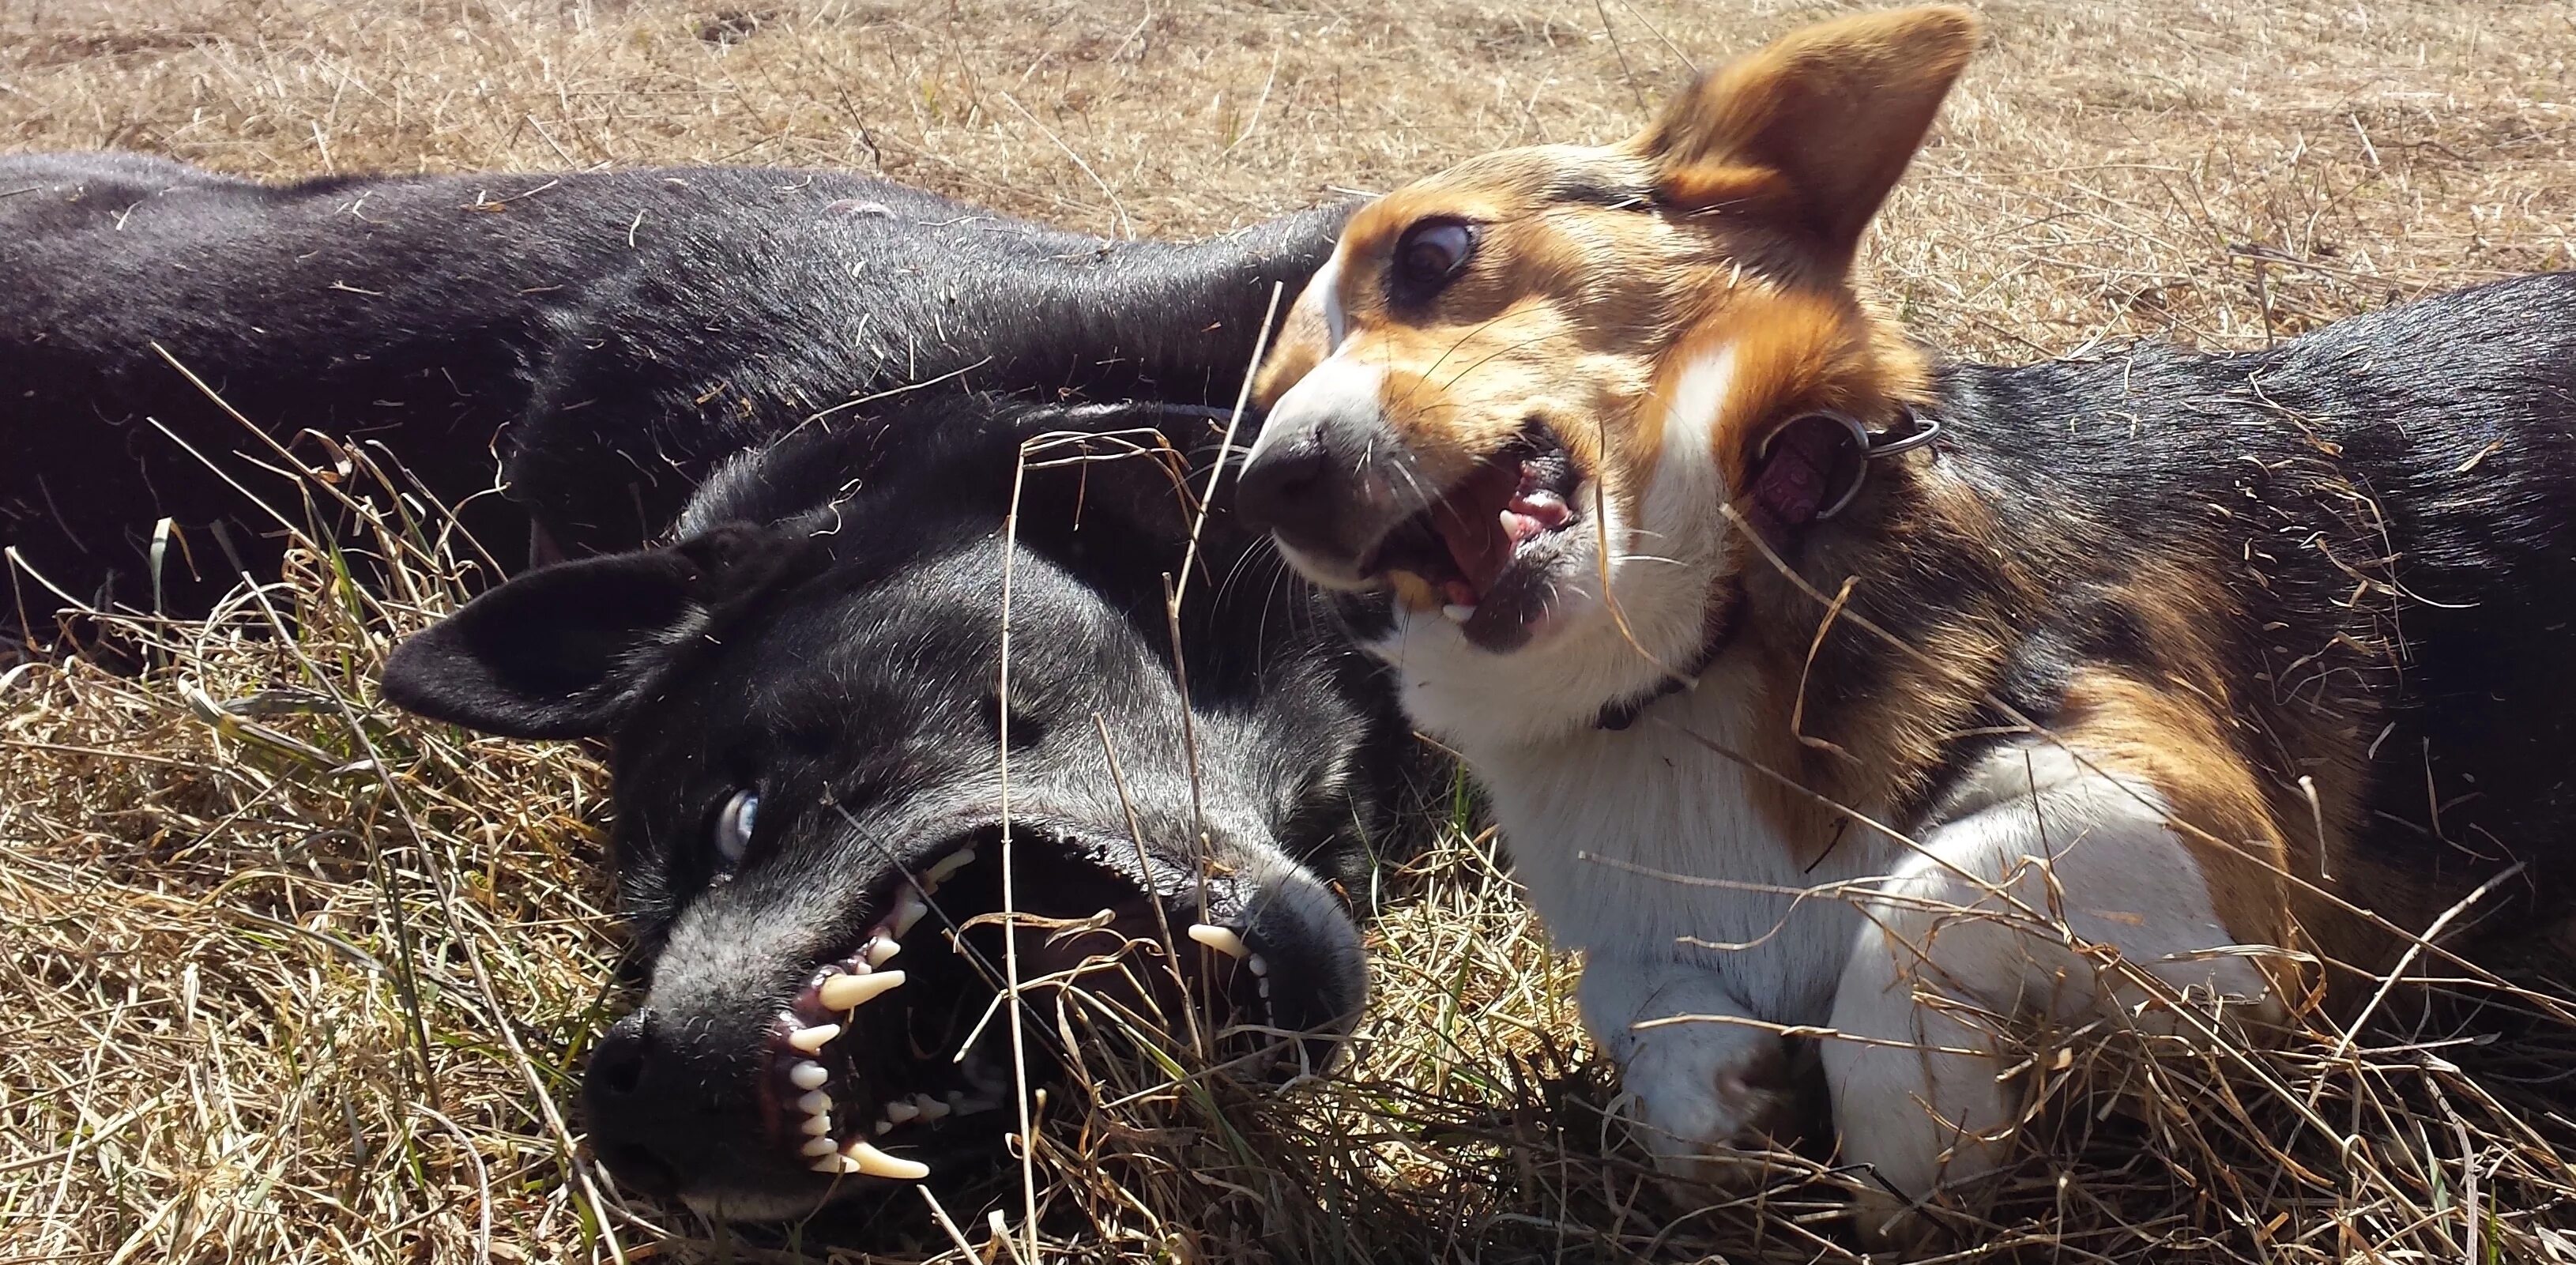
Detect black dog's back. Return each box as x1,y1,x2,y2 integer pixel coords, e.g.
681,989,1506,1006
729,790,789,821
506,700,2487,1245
1,152,1341,621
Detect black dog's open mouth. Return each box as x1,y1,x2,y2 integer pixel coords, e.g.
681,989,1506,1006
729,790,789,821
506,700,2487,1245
758,830,1279,1183
1361,425,1582,649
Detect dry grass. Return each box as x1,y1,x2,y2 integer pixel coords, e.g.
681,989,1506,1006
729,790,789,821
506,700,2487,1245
6,1,2576,1261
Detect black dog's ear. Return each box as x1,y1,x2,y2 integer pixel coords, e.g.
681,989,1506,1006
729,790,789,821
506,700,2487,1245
380,523,816,739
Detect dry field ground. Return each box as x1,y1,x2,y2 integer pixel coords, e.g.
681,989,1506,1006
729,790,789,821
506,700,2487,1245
5,1,2576,1262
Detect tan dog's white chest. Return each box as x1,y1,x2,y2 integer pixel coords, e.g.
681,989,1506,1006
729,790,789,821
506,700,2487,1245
1395,661,1895,1169
1468,665,1889,1028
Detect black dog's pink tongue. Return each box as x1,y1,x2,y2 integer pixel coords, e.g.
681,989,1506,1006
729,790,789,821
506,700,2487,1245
1750,416,1851,529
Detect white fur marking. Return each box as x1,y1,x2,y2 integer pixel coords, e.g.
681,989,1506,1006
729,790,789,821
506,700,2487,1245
1823,743,2284,1201
1460,658,1889,1177
1241,352,1387,468
1312,250,1348,349
1657,344,1736,468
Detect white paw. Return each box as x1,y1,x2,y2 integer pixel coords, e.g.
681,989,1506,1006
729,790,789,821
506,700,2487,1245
1614,1022,1793,1180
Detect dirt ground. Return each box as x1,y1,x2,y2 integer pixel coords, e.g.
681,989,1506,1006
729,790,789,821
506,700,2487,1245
4,2,2574,1262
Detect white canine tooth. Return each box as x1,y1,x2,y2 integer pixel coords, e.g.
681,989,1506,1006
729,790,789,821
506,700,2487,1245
789,1060,830,1091
1186,924,1248,959
841,1140,930,1180
797,1089,834,1116
819,969,906,1010
884,1099,919,1124
864,936,901,966
891,891,929,938
800,1113,834,1136
874,1117,894,1135
787,1023,843,1054
800,1135,840,1158
809,1153,862,1174
1441,603,1478,623
913,1093,951,1122
1258,977,1273,1000
1247,954,1269,977
925,848,977,885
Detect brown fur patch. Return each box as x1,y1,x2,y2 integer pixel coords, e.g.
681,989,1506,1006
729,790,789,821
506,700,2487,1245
1633,6,1982,269
2056,670,2300,962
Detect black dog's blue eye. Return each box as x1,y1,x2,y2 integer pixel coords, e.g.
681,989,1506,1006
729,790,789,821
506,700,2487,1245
714,789,759,867
1392,219,1478,292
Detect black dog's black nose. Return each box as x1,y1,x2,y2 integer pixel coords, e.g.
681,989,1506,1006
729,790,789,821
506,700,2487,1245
590,1014,653,1096
1233,429,1333,538
583,1011,695,1195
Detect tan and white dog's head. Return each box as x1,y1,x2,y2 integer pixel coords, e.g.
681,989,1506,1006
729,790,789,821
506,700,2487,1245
1235,6,1979,742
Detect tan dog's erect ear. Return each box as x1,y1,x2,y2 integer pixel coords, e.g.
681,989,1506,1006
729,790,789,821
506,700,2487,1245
1634,6,1979,269
1252,268,1333,408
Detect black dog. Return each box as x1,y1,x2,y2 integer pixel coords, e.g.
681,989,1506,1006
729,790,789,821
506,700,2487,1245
385,395,1407,1218
3,152,1407,1221
2,151,1339,616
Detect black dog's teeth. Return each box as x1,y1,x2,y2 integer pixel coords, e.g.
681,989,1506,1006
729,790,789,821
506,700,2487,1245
1184,922,1274,1004
769,842,985,1180
772,839,1281,1177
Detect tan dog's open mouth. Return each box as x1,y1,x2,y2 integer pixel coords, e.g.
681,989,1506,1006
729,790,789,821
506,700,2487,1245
1361,425,1581,650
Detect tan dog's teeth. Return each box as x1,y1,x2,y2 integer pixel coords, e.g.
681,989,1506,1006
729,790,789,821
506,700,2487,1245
885,1099,920,1124
800,1135,840,1158
800,1113,834,1136
787,1023,843,1054
789,1060,829,1090
1441,603,1478,623
796,1089,833,1115
913,1093,951,1122
819,969,905,1010
864,935,901,966
873,1117,894,1135
841,1140,930,1180
891,891,929,938
1186,924,1248,958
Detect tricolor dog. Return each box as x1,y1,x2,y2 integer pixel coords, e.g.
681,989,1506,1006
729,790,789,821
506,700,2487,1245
1233,5,2576,1232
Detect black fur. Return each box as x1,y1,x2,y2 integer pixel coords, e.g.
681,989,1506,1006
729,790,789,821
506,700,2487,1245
2,151,1339,619
6,151,1407,1223
1799,272,2576,935
388,397,1410,1218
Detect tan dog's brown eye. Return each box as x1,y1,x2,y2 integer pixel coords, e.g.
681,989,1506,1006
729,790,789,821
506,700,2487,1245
1392,219,1478,296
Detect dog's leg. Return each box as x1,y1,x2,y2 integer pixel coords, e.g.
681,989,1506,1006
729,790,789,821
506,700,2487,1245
1822,719,2294,1236
1583,959,1795,1180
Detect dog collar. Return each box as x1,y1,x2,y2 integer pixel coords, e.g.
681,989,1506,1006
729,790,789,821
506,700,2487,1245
1591,407,1941,732
1749,405,1942,529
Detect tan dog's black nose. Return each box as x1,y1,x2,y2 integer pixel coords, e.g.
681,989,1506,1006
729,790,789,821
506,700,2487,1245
1236,414,1429,579
1235,424,1409,577
1233,425,1332,538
